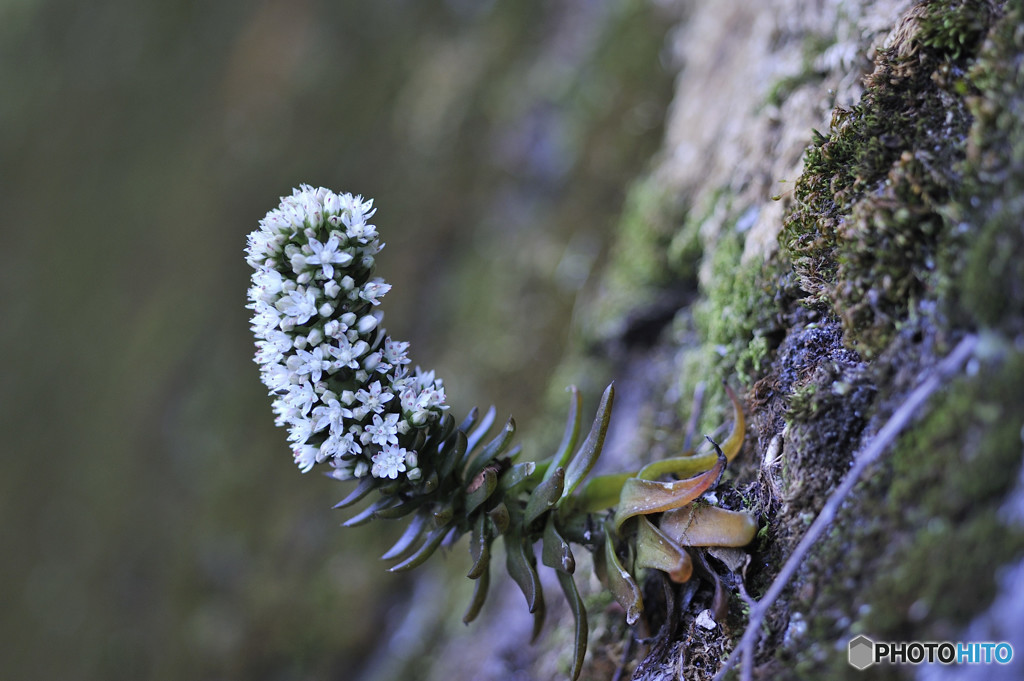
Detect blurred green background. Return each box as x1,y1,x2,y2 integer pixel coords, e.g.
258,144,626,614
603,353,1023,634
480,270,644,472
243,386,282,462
1,1,675,679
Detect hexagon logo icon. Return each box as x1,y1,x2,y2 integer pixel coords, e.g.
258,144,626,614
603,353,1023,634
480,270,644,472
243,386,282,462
848,635,875,670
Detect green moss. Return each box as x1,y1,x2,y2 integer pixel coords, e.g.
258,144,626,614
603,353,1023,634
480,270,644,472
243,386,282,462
789,348,1024,680
917,0,995,60
780,0,993,355
693,217,790,387
946,0,1024,335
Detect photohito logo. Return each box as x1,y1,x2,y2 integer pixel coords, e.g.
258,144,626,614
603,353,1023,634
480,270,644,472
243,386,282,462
848,635,1014,669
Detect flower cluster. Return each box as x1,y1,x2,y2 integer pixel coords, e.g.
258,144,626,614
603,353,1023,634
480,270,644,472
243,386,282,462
246,185,447,480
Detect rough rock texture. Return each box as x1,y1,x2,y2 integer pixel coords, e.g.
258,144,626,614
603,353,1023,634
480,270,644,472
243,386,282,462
374,1,1024,679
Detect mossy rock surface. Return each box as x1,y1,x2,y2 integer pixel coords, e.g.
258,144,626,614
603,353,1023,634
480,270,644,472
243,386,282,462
558,1,1024,679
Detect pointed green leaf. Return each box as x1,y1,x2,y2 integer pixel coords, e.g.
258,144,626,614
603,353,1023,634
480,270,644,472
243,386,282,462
464,417,515,481
419,470,439,494
372,498,421,520
560,383,614,502
504,532,542,613
556,571,588,681
457,406,480,434
634,515,693,583
720,383,745,462
545,385,582,481
497,461,536,491
603,527,643,625
659,504,758,548
332,476,377,509
437,430,467,481
567,471,632,514
467,512,491,579
464,405,496,453
612,449,725,530
432,505,454,527
487,502,511,535
381,513,427,561
387,526,448,572
530,588,546,643
635,450,717,481
428,412,456,447
464,466,498,515
523,466,564,528
462,560,490,624
541,517,575,574
342,497,396,527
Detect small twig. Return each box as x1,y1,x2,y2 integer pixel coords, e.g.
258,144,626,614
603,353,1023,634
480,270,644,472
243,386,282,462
714,334,978,681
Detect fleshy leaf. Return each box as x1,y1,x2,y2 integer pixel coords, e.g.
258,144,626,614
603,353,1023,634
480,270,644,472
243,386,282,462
437,430,467,481
457,406,480,435
467,511,491,579
504,532,542,613
372,497,422,520
719,383,745,462
464,466,498,515
633,516,693,583
424,412,455,450
432,505,454,527
568,472,632,514
487,502,511,535
342,497,399,527
523,466,565,528
465,417,516,481
557,570,588,681
387,526,448,572
612,450,725,531
332,476,377,509
498,461,536,491
545,386,582,480
635,450,716,482
530,591,547,643
659,504,758,548
462,560,490,624
380,513,427,561
541,517,575,574
603,526,643,625
464,405,497,453
560,383,615,501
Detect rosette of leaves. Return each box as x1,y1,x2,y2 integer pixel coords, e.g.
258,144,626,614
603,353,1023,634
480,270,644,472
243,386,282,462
247,186,758,681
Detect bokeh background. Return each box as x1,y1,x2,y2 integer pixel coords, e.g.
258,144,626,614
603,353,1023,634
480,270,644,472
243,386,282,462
1,1,678,679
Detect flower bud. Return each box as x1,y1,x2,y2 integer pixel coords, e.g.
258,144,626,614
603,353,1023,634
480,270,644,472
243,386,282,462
357,315,378,334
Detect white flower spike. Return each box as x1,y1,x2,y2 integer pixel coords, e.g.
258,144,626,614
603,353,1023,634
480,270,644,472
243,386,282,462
246,186,447,480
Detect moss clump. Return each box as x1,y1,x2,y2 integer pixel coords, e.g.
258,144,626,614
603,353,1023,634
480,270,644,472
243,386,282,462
916,0,996,60
786,346,1024,681
780,0,992,355
946,0,1024,335
694,220,792,387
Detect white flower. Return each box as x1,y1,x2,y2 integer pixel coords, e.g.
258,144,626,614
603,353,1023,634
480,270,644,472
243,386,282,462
383,338,410,368
305,236,353,279
371,444,409,479
312,397,353,433
293,445,319,473
284,381,318,416
355,380,393,415
365,412,400,446
289,346,332,384
276,288,319,326
328,337,369,370
359,279,391,305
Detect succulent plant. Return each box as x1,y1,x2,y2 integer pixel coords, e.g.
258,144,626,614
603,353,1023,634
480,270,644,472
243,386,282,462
246,185,757,680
